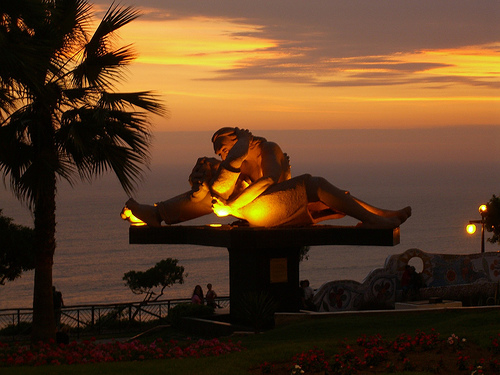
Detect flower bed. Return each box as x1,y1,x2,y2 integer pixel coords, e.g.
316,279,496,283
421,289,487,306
0,337,243,367
254,330,500,374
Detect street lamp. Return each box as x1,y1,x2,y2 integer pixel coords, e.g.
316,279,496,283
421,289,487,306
466,204,487,253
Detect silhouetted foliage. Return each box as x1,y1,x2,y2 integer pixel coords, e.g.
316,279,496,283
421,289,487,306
0,209,35,285
234,291,279,333
123,258,185,302
486,195,500,245
167,303,214,327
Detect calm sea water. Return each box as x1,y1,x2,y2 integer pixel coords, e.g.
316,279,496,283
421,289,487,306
1,128,499,309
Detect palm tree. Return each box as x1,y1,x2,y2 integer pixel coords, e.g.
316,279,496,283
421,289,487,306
0,0,165,343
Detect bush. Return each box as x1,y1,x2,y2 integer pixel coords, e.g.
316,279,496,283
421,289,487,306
0,322,32,336
87,307,144,331
167,303,214,327
0,210,35,285
233,292,279,333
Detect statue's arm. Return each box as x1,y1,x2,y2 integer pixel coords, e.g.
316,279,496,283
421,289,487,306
188,157,221,202
225,176,275,210
209,129,251,199
221,128,251,171
225,142,284,210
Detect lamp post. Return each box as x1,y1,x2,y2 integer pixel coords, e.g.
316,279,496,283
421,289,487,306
466,204,487,253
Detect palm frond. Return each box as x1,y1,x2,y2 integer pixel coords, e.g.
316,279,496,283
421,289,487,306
88,3,140,52
0,86,16,121
89,143,149,195
0,110,35,182
62,86,95,102
84,3,139,61
72,45,136,89
0,8,49,93
43,0,90,57
102,91,168,117
56,104,154,195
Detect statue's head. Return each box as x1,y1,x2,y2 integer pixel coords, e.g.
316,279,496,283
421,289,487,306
211,127,236,143
211,127,266,160
212,127,237,160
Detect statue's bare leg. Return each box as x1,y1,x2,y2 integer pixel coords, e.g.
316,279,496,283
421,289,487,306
351,197,412,224
156,192,213,224
123,191,213,227
306,176,406,228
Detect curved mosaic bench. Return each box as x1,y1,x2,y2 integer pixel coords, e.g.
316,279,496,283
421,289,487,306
384,248,500,304
313,268,397,312
313,248,500,311
384,248,500,287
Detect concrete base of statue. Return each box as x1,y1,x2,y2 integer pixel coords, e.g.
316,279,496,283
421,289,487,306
129,224,400,322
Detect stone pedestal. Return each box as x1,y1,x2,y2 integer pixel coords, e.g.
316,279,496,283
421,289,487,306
129,225,400,320
228,245,302,316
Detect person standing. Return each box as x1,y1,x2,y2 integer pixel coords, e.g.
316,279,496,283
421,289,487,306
206,283,218,308
300,280,316,311
52,286,64,327
191,285,204,305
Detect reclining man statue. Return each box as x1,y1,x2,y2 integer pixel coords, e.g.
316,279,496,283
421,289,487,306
122,127,411,228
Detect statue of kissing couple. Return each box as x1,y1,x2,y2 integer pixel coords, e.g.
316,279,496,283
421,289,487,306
122,127,411,228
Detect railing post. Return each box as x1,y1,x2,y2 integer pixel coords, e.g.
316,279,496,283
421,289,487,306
91,306,95,327
12,312,15,338
77,309,80,339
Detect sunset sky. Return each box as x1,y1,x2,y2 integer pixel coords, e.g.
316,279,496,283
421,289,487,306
3,1,500,304
90,0,500,133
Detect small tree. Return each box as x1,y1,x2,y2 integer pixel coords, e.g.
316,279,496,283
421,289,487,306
0,209,35,285
486,195,500,245
123,259,185,303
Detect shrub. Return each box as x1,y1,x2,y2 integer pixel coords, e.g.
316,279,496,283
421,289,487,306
167,303,214,327
0,322,32,336
233,291,279,333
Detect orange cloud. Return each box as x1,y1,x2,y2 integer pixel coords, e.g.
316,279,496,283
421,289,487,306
107,7,499,131
120,17,277,68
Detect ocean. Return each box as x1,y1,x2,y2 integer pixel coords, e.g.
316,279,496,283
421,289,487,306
1,127,499,309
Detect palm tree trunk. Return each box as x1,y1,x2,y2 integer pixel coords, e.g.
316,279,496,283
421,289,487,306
31,169,57,344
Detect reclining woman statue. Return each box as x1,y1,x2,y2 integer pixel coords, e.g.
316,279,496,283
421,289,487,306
122,127,411,228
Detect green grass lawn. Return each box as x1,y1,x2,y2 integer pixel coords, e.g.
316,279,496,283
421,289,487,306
2,307,500,375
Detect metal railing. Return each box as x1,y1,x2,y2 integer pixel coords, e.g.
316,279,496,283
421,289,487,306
0,297,230,341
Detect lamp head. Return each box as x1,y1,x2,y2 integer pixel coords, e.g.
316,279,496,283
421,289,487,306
466,224,477,235
479,204,488,217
